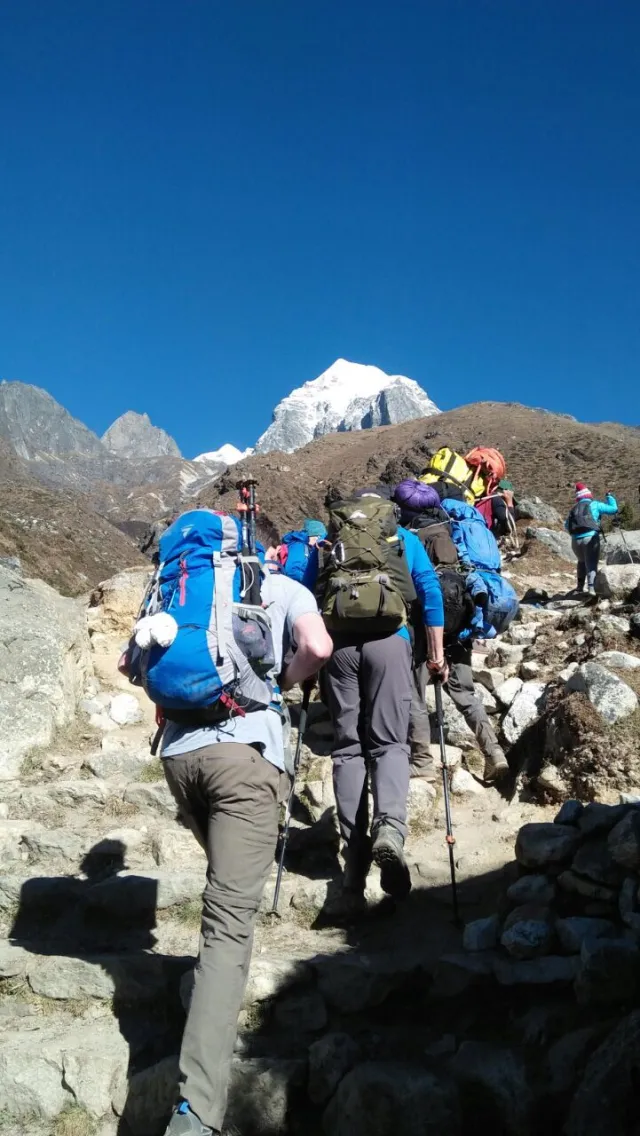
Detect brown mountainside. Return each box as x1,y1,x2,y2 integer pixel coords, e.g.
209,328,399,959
0,441,147,595
201,402,640,539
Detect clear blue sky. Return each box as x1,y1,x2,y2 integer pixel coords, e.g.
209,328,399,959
2,1,639,456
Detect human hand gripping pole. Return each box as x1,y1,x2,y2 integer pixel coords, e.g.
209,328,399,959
271,678,314,915
432,675,460,925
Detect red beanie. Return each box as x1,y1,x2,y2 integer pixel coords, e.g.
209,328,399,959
575,482,587,491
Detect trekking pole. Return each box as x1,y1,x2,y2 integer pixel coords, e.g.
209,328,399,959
236,478,262,606
433,678,460,924
613,515,635,565
271,681,313,915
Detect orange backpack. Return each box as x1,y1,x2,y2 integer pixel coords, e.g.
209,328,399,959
465,448,507,498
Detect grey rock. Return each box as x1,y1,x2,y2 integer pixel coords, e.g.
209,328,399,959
620,791,640,805
596,650,640,670
308,1032,361,1105
496,644,526,672
555,800,584,826
226,1057,306,1135
566,1010,640,1136
567,663,638,724
316,952,416,1014
474,667,505,694
322,1062,460,1136
425,685,475,747
501,904,554,960
0,1018,128,1118
630,612,640,639
27,953,166,1002
0,568,92,780
516,498,563,525
494,955,579,986
595,564,640,600
536,764,568,799
508,625,537,645
123,781,176,816
431,951,497,998
450,768,485,796
605,530,640,564
244,955,313,1005
84,748,153,780
474,683,498,713
558,870,617,903
506,874,556,906
556,917,618,954
525,526,576,562
0,943,29,978
521,660,541,680
452,1041,533,1136
107,692,143,726
21,828,84,864
578,802,628,837
608,810,640,871
102,409,181,459
273,988,328,1034
115,1054,178,1136
85,869,203,914
502,683,547,745
515,823,581,869
463,915,500,952
575,938,640,1005
546,1027,601,1097
597,613,631,637
572,837,621,888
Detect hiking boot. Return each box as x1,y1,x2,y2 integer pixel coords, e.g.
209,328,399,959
164,1102,215,1136
371,824,412,899
483,749,510,783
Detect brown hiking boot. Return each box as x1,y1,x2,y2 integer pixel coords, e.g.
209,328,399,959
483,748,510,783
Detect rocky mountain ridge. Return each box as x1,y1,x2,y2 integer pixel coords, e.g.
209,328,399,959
102,411,182,460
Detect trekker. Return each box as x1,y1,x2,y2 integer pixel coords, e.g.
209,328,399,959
318,486,446,901
565,483,618,594
394,480,509,784
141,514,333,1136
277,518,328,590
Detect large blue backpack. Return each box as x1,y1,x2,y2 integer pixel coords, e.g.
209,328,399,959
441,498,502,572
134,510,276,719
279,530,318,590
466,569,520,638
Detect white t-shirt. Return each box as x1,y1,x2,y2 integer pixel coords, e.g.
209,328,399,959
161,573,318,771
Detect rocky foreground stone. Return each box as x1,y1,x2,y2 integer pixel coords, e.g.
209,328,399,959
0,514,639,1135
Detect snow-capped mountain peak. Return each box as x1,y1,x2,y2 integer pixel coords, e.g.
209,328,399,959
193,443,254,466
255,359,439,454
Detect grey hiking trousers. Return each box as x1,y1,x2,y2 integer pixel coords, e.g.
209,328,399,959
163,742,287,1133
409,662,435,776
324,634,412,846
446,646,502,761
571,534,601,590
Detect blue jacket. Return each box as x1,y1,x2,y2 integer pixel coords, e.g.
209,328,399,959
565,495,618,542
398,526,444,628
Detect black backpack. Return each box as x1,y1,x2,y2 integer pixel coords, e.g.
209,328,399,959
567,499,598,536
409,508,459,568
438,568,475,642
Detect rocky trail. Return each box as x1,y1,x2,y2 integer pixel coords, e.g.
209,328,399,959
1,520,640,1136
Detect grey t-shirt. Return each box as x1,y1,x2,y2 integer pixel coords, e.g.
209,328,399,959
161,573,318,771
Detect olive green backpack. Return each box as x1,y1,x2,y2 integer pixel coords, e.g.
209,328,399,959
321,496,417,634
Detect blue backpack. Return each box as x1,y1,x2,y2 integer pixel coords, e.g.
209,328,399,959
465,569,520,638
132,510,276,719
441,499,502,572
279,530,318,590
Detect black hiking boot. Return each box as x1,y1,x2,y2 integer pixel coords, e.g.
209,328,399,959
371,824,412,900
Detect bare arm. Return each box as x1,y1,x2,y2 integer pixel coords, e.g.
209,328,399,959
281,611,333,690
426,625,449,684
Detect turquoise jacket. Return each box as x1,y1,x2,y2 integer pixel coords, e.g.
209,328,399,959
565,494,618,541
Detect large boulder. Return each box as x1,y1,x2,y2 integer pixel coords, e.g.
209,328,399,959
594,564,640,601
525,527,575,562
515,823,581,868
0,568,92,780
605,530,640,565
566,1010,640,1136
87,567,153,641
322,1062,460,1136
566,663,638,725
516,498,563,526
502,682,547,745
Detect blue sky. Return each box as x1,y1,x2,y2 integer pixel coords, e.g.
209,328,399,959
2,1,639,456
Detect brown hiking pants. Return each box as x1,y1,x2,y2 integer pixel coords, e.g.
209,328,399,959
163,743,286,1132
